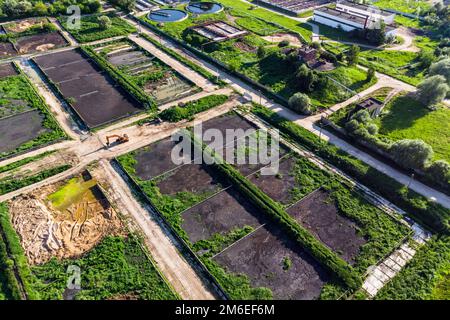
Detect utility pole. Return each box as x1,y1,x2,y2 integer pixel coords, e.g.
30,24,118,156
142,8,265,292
407,173,415,189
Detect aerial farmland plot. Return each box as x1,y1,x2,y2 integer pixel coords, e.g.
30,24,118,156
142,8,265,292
0,63,66,159
117,111,410,299
87,39,198,105
1,18,68,56
0,0,447,305
33,49,144,129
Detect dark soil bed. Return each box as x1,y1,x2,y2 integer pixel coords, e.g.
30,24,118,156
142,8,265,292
0,63,18,79
213,223,331,300
181,187,267,243
0,110,48,153
196,112,258,139
134,136,191,181
157,163,226,195
15,32,68,54
249,156,297,205
34,49,143,128
286,189,367,264
0,42,17,59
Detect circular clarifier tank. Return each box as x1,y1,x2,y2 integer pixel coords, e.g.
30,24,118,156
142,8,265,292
186,2,224,14
148,9,188,22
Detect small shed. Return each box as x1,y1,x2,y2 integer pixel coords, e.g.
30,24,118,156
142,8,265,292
298,47,317,63
354,97,383,117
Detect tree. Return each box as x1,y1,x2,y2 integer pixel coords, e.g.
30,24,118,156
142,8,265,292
295,64,317,92
346,45,360,65
418,49,435,68
390,139,433,170
429,58,450,85
416,75,449,105
362,20,386,45
110,0,134,11
366,123,379,135
87,0,102,13
257,45,267,59
288,93,312,114
366,67,375,81
98,16,112,30
33,1,47,15
351,109,371,124
427,160,450,186
345,119,360,133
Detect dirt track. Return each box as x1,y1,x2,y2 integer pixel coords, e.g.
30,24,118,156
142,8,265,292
95,160,216,300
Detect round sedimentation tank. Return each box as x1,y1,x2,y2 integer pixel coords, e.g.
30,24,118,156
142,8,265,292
186,2,224,14
148,9,188,23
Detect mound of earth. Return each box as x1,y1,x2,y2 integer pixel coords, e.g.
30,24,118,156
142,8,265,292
8,178,124,265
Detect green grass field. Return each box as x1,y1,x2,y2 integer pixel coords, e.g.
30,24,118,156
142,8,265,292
374,94,450,162
373,0,431,15
359,49,425,86
32,235,179,300
58,13,136,43
215,0,312,41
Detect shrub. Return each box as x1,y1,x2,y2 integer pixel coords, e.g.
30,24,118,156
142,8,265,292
351,109,371,125
429,58,450,85
295,64,317,92
345,119,360,133
366,123,379,135
390,139,434,170
278,40,290,47
346,45,360,65
159,95,228,122
97,15,112,30
257,45,267,59
427,160,450,187
288,92,311,114
418,49,435,68
366,67,376,81
416,75,449,106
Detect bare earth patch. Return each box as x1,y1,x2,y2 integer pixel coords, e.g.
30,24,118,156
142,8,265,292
262,33,303,46
7,176,124,265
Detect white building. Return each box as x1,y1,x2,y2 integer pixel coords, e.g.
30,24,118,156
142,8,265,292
313,6,397,37
336,0,396,25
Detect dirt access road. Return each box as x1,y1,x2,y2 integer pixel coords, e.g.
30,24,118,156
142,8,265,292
96,160,216,300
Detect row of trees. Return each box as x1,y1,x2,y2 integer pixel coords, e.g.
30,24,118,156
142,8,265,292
0,0,101,19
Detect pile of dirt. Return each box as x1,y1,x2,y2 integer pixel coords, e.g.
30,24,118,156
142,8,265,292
4,18,44,34
8,179,124,265
234,41,256,53
262,33,303,46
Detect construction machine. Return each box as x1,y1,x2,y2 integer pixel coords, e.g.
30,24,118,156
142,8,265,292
106,134,129,147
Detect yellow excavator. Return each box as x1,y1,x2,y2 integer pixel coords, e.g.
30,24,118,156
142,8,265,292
106,134,129,147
